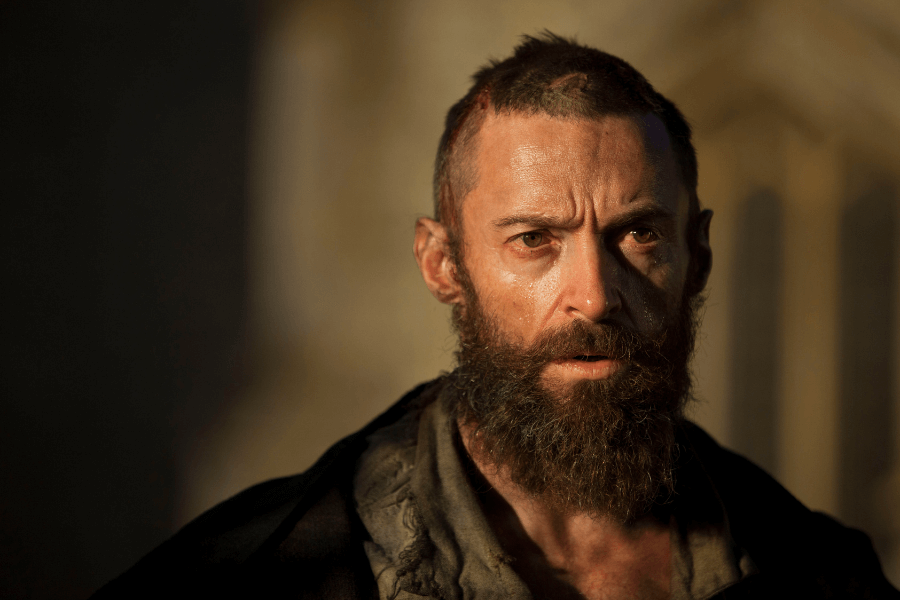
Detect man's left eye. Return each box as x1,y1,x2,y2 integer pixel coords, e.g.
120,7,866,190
631,228,657,244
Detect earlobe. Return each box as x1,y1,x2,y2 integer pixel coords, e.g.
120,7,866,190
691,209,714,294
414,217,463,305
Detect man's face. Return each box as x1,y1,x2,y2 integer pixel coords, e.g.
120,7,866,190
427,111,709,521
457,112,694,393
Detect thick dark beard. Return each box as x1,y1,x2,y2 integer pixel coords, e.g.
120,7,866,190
448,274,702,524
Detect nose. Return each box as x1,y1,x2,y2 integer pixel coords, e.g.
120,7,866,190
562,236,622,323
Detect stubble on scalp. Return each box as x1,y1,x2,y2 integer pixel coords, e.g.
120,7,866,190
447,265,703,524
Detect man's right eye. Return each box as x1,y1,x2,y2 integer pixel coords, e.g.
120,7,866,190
520,232,544,248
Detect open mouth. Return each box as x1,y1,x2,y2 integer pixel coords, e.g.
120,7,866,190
550,354,622,380
573,354,608,362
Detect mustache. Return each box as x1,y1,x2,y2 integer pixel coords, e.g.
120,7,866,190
518,319,667,365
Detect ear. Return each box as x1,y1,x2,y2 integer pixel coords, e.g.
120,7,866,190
414,217,464,305
690,209,713,294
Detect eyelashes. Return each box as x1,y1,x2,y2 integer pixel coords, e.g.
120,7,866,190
512,227,661,251
629,228,659,244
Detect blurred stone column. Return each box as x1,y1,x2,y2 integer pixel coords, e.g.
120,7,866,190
883,198,900,584
777,129,842,515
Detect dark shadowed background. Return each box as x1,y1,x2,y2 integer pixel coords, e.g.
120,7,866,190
3,1,900,597
2,1,252,596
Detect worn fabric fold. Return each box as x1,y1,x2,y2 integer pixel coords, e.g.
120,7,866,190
354,383,757,600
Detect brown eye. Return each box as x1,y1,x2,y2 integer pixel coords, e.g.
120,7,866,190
631,228,656,244
521,232,543,248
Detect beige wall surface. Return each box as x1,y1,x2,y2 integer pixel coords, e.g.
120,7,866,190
180,0,900,584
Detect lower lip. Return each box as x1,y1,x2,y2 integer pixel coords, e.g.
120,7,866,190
547,358,623,380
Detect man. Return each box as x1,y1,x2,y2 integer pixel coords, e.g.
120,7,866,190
94,34,897,599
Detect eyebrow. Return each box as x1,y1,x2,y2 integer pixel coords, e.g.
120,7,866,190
491,203,678,232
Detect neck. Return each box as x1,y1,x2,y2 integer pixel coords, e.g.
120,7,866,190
458,417,672,600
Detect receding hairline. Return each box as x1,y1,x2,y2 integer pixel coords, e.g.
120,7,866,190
444,108,697,231
432,34,701,266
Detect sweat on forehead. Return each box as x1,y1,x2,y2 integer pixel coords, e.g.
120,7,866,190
502,113,672,169
442,110,677,237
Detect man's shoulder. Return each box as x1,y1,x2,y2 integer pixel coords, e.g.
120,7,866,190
681,420,848,542
91,378,444,599
681,421,898,597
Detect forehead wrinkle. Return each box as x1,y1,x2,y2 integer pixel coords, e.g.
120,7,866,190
475,113,680,234
509,142,567,191
504,143,585,226
510,142,562,170
510,193,583,230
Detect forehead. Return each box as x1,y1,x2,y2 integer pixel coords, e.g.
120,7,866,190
464,111,686,226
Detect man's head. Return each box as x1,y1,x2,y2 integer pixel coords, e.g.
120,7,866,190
414,33,713,522
432,33,704,279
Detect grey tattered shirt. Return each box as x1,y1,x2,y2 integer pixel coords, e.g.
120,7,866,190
354,387,758,599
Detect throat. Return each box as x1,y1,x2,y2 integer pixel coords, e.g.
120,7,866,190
465,453,672,600
486,493,673,600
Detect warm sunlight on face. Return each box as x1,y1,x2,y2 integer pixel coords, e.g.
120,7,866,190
458,112,693,387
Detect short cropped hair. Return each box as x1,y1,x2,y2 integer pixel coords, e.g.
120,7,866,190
433,32,699,258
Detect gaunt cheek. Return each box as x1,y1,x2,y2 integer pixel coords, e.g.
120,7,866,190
621,242,676,278
618,247,686,312
492,265,563,334
521,268,564,330
493,265,525,290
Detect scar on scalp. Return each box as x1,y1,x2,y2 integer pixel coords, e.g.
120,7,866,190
548,72,588,92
